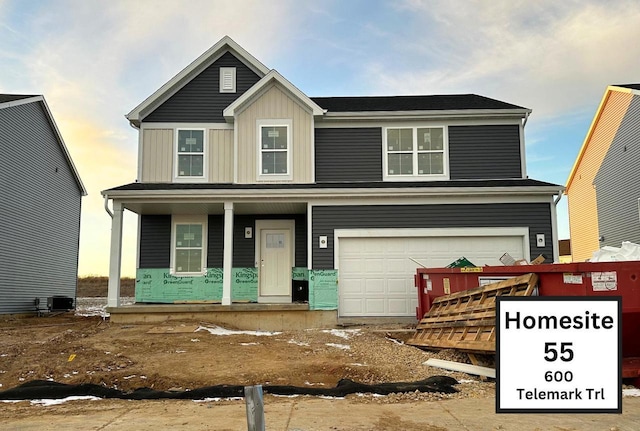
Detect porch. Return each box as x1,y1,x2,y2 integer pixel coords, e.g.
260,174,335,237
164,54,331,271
106,302,337,331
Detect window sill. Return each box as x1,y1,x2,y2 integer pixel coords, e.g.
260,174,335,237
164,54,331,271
383,174,449,182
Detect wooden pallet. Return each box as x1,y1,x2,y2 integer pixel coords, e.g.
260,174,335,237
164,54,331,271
407,273,538,353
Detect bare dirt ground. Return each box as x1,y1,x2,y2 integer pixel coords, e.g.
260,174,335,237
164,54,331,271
2,312,640,430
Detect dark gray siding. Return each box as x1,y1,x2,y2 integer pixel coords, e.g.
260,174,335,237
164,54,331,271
143,52,261,123
233,214,307,267
138,214,307,269
315,128,382,182
139,215,171,268
449,125,522,179
312,203,553,269
594,95,640,246
0,102,82,313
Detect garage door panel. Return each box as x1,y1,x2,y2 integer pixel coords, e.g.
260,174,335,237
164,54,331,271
338,234,525,317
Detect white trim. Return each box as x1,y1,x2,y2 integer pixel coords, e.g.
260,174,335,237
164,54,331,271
174,128,208,182
382,125,449,181
255,219,295,302
140,122,233,130
222,202,234,305
223,70,325,120
333,227,531,270
127,36,269,125
104,187,562,202
107,201,124,307
233,120,239,184
310,116,316,182
136,213,141,269
256,119,293,181
519,120,527,178
170,215,208,276
219,67,236,93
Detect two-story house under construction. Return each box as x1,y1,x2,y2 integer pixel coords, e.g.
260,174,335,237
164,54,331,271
103,36,563,326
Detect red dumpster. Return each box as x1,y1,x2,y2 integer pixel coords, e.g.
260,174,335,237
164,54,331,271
415,261,640,382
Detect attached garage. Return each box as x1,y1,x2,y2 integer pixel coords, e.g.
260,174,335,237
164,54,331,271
336,228,529,317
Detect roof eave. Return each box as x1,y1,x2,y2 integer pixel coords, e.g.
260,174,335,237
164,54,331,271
319,108,531,121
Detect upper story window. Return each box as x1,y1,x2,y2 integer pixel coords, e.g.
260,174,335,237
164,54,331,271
257,119,292,181
383,126,448,181
176,129,206,180
219,67,236,93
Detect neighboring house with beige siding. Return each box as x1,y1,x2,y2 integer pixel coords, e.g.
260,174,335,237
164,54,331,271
565,84,640,261
102,36,562,323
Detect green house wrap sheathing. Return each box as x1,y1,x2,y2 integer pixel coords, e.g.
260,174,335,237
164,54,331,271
135,267,316,304
309,269,338,310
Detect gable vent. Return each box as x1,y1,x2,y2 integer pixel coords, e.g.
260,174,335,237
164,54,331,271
220,67,236,93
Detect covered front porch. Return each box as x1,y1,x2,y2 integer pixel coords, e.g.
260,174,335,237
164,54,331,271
103,191,337,317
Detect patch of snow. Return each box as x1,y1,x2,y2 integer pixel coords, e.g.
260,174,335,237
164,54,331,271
326,343,351,350
0,354,7,357
356,393,385,398
240,342,259,346
193,397,243,403
288,340,310,347
175,350,187,354
304,381,325,386
319,395,344,400
458,379,477,384
385,337,403,345
191,339,200,342
30,396,102,406
322,329,361,339
348,363,367,367
105,352,111,355
196,325,281,337
123,375,137,380
74,297,135,317
272,394,300,398
624,388,640,397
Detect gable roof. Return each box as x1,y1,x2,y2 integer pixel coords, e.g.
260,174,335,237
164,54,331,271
565,85,639,191
0,95,87,196
127,36,270,126
311,94,527,112
223,70,325,120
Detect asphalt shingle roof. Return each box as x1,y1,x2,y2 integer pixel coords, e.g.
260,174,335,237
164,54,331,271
310,94,527,112
105,178,562,193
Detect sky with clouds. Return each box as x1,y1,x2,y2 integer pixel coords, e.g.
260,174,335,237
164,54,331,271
1,0,639,276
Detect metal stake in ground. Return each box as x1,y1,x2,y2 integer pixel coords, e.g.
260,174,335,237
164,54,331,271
245,385,265,431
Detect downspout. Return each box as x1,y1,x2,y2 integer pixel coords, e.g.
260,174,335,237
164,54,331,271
104,195,113,218
551,189,563,262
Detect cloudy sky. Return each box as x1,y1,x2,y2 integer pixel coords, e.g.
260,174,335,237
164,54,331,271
2,0,639,276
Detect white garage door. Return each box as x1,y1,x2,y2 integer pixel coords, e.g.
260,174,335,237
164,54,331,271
338,235,525,317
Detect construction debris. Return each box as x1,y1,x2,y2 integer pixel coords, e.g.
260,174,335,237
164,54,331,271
407,273,538,352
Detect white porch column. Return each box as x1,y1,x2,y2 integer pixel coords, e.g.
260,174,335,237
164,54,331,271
107,201,123,308
222,201,234,305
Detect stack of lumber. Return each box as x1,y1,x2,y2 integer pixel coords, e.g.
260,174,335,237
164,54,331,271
407,273,538,353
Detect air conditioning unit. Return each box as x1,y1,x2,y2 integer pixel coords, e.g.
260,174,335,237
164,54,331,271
47,296,74,311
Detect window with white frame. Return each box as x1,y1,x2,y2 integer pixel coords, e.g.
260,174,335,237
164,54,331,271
172,216,206,275
384,126,447,180
258,121,291,179
176,129,205,178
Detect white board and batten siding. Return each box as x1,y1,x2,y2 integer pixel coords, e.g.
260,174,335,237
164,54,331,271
335,228,529,317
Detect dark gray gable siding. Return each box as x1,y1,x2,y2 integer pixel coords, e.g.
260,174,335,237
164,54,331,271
449,125,522,179
594,95,640,246
139,214,307,269
315,128,382,182
143,51,261,123
312,203,552,269
0,102,82,313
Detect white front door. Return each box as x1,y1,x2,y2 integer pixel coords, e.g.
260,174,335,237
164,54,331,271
256,220,294,303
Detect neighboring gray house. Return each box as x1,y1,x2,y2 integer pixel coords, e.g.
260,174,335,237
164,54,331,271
103,36,562,322
0,94,86,314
